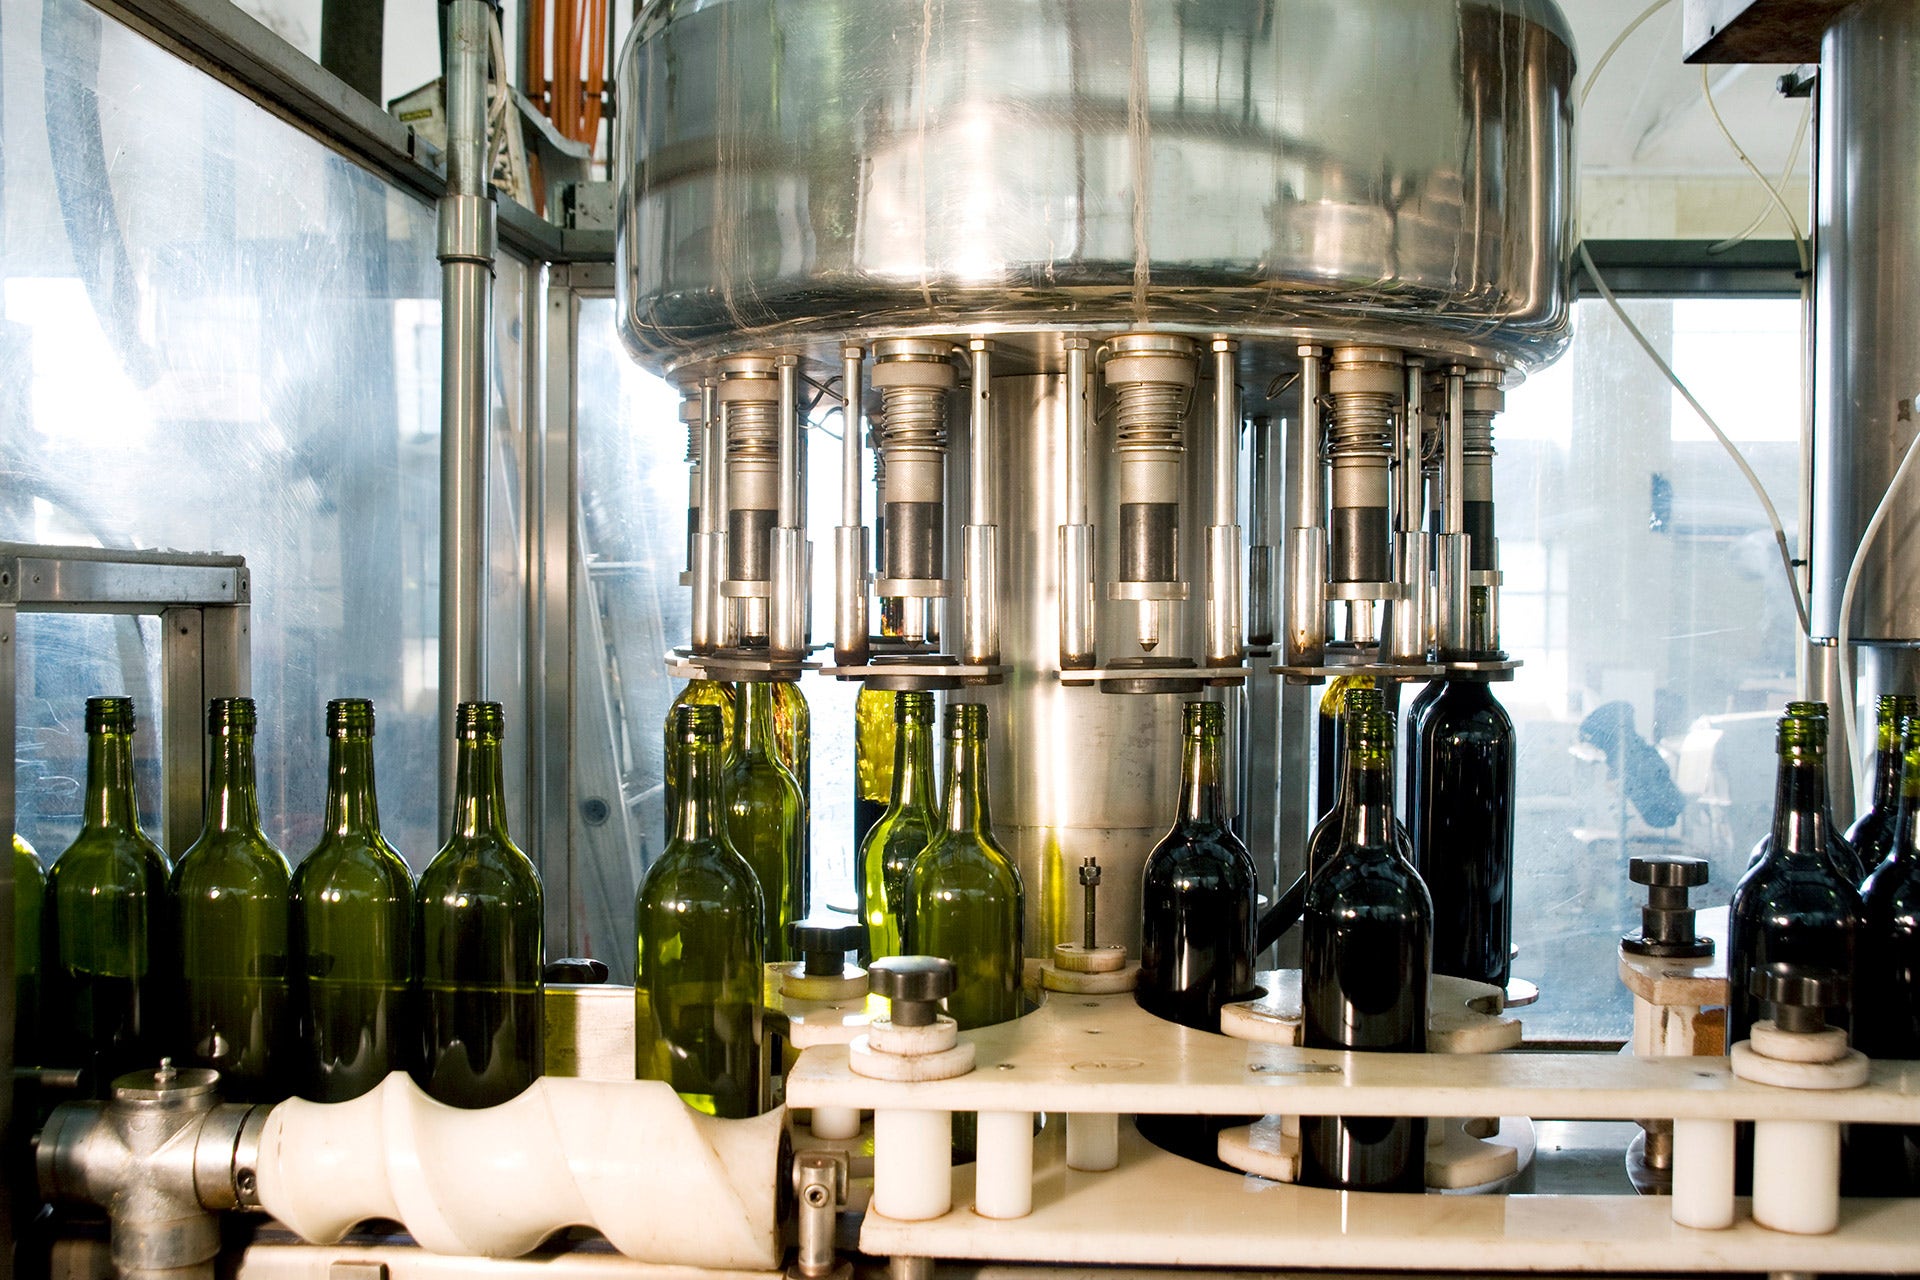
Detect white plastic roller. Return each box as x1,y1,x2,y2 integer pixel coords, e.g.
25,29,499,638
254,1074,786,1269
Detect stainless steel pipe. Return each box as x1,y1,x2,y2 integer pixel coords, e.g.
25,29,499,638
836,345,869,664
1284,345,1329,665
963,341,1000,665
1059,338,1096,669
1207,339,1243,665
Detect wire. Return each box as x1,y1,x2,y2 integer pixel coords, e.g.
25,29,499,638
1835,424,1920,781
1701,66,1810,272
1577,243,1812,638
1711,97,1811,256
1579,0,1675,111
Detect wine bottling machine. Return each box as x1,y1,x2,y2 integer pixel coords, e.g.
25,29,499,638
13,0,1920,1277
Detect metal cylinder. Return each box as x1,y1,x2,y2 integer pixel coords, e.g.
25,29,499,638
1103,334,1195,653
1060,338,1097,668
872,340,955,639
1326,346,1402,591
1207,338,1243,665
836,345,870,664
1813,0,1920,645
1248,413,1277,648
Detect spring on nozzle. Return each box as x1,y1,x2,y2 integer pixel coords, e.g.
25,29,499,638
878,385,949,454
1326,390,1397,461
1111,380,1188,454
726,398,780,463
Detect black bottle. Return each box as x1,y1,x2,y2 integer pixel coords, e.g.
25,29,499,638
1848,694,1918,883
1745,702,1866,884
1727,705,1862,1048
1306,686,1408,884
1138,701,1257,1031
1407,677,1516,988
1855,715,1920,1189
1300,703,1431,1193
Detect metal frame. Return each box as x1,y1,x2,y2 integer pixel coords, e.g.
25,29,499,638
0,542,251,1251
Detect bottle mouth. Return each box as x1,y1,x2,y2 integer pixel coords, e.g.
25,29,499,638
1784,699,1828,721
945,702,989,739
1342,686,1386,717
207,696,258,733
895,690,934,724
674,703,723,742
454,700,506,738
1182,700,1225,736
1777,708,1828,752
326,698,376,736
85,695,136,733
1345,707,1396,751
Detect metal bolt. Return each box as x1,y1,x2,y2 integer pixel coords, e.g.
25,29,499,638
1079,857,1102,948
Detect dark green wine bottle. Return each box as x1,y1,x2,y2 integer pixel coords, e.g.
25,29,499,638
14,833,44,1067
1300,703,1431,1193
291,699,414,1102
1745,701,1867,883
1315,674,1376,822
1305,686,1408,882
1137,701,1257,1031
1859,715,1920,1059
854,686,899,855
1727,704,1862,1047
858,691,938,963
724,682,805,963
416,701,544,1108
1408,677,1517,988
1847,694,1918,882
45,696,172,1088
663,680,735,833
909,703,1023,1031
636,704,764,1117
172,697,292,1102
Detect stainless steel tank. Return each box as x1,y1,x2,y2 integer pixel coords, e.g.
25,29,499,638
1812,0,1920,648
613,0,1576,955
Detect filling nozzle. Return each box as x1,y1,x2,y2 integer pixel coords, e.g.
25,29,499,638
1461,368,1505,657
718,355,783,646
1326,345,1405,651
871,339,957,646
1102,333,1196,654
677,378,704,590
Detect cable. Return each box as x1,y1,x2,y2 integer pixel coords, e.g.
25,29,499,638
1577,243,1812,637
1834,424,1920,779
1711,97,1811,256
1579,0,1675,110
1701,66,1810,272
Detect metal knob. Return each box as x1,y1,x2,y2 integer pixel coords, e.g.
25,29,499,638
867,955,955,1027
789,919,867,977
1750,962,1846,1035
1622,853,1713,959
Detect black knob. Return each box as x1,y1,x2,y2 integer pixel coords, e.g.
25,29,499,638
789,919,867,976
868,955,956,1027
1622,854,1713,959
544,957,610,985
1750,962,1846,1035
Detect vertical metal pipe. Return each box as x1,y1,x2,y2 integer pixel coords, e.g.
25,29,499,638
777,357,801,528
1389,358,1432,662
771,356,806,658
437,0,497,824
1059,338,1096,668
712,400,736,648
1207,338,1243,664
1283,346,1329,665
836,346,869,664
1247,413,1275,648
962,340,999,664
1438,365,1472,655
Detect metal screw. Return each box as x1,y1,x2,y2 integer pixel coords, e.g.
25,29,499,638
1079,857,1102,948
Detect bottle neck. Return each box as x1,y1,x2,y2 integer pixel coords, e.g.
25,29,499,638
450,735,510,841
1872,734,1905,812
205,730,263,836
1176,729,1228,827
82,730,140,832
1339,748,1396,851
735,682,778,762
1769,752,1832,862
943,733,992,836
323,734,381,838
674,734,723,844
892,719,938,815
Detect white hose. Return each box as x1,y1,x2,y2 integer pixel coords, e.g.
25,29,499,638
1835,425,1920,778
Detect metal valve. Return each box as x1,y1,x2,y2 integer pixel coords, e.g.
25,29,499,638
1750,962,1846,1035
1622,854,1713,959
868,955,957,1026
791,919,868,977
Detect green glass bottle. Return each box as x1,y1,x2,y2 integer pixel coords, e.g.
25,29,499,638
1847,693,1919,881
45,696,172,1088
416,701,545,1108
723,682,805,963
772,678,812,800
858,691,938,963
14,833,44,1067
172,697,292,1102
1305,686,1407,883
909,703,1023,1031
636,704,764,1117
854,686,899,853
291,699,415,1102
663,680,736,833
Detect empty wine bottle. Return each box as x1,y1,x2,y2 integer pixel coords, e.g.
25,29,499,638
1138,701,1257,1031
858,690,937,963
1300,703,1431,1193
724,681,805,962
45,696,172,1088
1408,676,1516,987
1848,694,1918,882
910,703,1023,1031
416,702,544,1108
854,686,898,854
291,699,414,1102
172,697,292,1102
772,680,812,807
636,704,764,1117
663,680,735,833
1727,705,1862,1048
14,833,43,1066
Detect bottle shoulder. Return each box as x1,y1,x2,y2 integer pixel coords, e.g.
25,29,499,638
915,831,1023,889
293,836,415,899
1145,825,1257,880
640,841,762,904
1862,852,1920,916
173,832,292,889
49,829,170,882
418,836,542,897
1305,845,1433,916
1731,855,1863,921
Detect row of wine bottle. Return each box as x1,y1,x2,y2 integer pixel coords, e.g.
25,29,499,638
1729,695,1920,1064
14,695,544,1108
